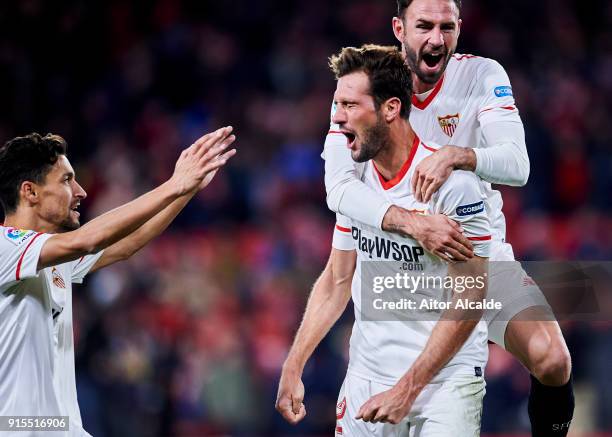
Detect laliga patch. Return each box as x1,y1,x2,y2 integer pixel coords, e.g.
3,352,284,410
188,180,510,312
494,86,513,97
456,201,485,216
3,227,35,246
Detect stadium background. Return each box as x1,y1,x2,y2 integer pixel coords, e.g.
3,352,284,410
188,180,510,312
1,0,611,435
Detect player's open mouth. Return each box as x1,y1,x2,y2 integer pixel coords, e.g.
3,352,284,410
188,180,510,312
342,131,357,148
71,204,80,217
422,53,444,69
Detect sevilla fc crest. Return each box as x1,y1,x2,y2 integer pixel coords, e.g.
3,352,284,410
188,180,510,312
336,397,347,419
438,113,460,137
52,267,66,289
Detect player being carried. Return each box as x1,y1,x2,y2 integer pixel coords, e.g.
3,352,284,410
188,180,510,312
0,128,236,436
318,1,573,435
278,44,491,436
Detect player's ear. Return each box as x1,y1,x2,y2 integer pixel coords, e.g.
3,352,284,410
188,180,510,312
21,181,40,206
383,97,402,122
392,16,404,43
457,18,462,38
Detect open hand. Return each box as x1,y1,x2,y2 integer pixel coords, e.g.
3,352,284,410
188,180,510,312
171,126,237,195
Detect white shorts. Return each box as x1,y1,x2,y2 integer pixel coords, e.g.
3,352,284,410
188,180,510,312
485,242,554,348
335,372,485,437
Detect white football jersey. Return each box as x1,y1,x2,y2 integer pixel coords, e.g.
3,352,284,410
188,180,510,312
325,53,522,241
332,137,491,385
0,226,101,436
409,54,520,241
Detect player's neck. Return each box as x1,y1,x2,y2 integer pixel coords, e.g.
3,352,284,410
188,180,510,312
372,122,416,181
3,210,57,234
412,75,437,95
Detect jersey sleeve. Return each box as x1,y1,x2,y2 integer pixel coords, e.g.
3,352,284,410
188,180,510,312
0,228,53,286
332,213,355,251
323,102,392,230
430,171,491,258
71,251,104,284
473,59,530,187
475,59,522,127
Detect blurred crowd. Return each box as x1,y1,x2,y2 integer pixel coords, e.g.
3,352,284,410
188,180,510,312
1,0,611,435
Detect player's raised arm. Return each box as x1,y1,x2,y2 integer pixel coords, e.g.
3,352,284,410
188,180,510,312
38,127,236,270
324,125,391,228
88,129,236,273
472,59,530,186
276,245,356,425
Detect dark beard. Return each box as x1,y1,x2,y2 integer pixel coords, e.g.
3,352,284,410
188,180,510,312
404,44,452,85
58,217,80,233
352,115,391,163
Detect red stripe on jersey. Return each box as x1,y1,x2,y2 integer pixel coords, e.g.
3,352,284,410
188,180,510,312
412,75,445,110
335,224,351,233
478,105,516,115
75,256,85,266
421,142,438,153
453,54,478,61
328,130,345,135
467,235,492,241
336,426,343,435
15,232,44,281
373,136,420,190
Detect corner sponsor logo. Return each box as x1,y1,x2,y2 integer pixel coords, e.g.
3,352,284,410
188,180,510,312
3,228,35,246
456,201,485,216
494,86,513,97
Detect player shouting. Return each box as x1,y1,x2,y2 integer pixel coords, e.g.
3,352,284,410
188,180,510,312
0,128,236,436
320,1,573,435
279,44,491,436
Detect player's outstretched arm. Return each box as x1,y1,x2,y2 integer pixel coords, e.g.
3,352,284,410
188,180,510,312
276,247,356,425
356,256,488,424
410,122,529,202
88,130,236,273
38,127,236,270
381,206,473,262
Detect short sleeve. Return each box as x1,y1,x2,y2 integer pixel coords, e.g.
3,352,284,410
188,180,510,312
476,59,522,127
430,171,491,257
0,227,53,286
332,213,355,251
71,251,104,284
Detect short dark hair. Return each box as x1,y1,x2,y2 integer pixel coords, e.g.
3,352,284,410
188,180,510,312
397,0,462,19
0,133,67,214
329,44,413,119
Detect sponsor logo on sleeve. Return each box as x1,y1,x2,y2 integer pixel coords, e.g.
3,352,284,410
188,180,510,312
494,86,513,97
456,201,485,216
3,228,35,246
